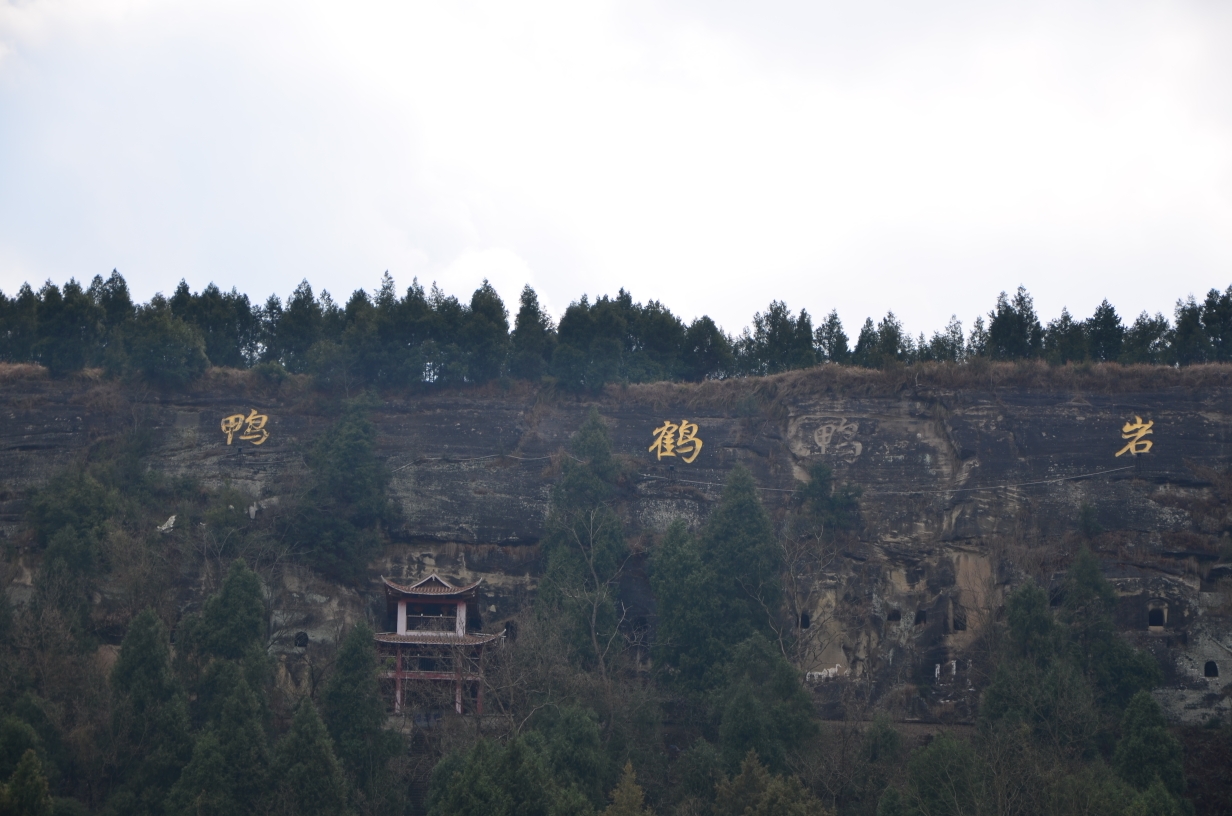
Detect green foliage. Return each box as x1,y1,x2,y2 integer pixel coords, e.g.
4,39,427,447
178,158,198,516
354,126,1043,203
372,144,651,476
1062,549,1161,712
104,610,191,816
1114,692,1185,796
602,762,653,816
537,410,628,671
510,284,556,379
529,706,613,808
713,751,832,816
164,731,235,816
794,462,860,534
181,560,265,662
291,405,397,582
269,701,351,816
735,301,817,375
166,677,272,815
652,466,782,692
904,733,980,816
426,737,595,816
717,635,817,774
320,623,402,811
112,296,209,388
0,749,53,816
0,720,40,784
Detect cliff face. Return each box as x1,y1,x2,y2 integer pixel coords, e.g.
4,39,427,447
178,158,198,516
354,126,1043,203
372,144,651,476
3,364,1231,723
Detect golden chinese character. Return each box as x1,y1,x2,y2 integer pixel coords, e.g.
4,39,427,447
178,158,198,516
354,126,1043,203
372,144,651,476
1115,416,1153,457
221,409,270,446
676,420,703,464
649,421,679,460
649,420,703,463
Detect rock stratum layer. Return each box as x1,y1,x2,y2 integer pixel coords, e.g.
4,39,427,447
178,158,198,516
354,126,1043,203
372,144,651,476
3,364,1231,723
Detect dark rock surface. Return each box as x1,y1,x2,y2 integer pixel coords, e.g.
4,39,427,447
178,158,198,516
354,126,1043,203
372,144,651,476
3,365,1231,722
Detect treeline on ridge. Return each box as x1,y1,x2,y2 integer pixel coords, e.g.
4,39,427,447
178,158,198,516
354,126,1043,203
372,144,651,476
2,271,1232,390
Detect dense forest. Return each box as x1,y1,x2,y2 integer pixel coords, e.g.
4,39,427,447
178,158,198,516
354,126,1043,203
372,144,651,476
2,271,1232,390
2,401,1227,816
2,271,1232,815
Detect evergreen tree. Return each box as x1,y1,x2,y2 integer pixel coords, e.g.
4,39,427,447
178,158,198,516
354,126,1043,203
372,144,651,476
815,310,850,364
510,285,556,379
292,405,397,581
426,737,594,816
1061,548,1160,711
986,286,1043,360
320,623,402,810
164,732,235,816
682,316,734,381
851,319,878,368
32,279,104,375
698,466,779,646
1086,299,1124,362
190,560,265,662
1114,692,1184,797
717,635,817,773
113,296,209,387
161,675,272,816
874,312,909,366
1170,296,1209,365
602,762,654,816
921,316,964,363
1202,285,1232,362
1,749,53,816
903,733,980,816
269,701,350,816
271,280,324,372
966,314,989,358
650,521,720,690
104,610,192,816
1044,308,1087,364
713,751,831,816
652,466,779,690
1121,312,1170,364
464,279,510,383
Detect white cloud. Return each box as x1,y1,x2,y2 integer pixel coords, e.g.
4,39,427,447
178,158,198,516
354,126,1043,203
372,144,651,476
1,0,1229,337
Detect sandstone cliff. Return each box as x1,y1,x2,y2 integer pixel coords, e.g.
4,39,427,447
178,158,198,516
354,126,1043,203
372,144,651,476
3,362,1230,723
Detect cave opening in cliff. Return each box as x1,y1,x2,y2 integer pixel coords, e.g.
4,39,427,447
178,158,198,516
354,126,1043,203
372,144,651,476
888,609,901,622
914,609,927,625
1148,608,1165,628
1206,661,1219,678
799,611,811,629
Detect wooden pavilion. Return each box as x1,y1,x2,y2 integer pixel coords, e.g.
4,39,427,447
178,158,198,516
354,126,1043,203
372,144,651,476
375,574,503,715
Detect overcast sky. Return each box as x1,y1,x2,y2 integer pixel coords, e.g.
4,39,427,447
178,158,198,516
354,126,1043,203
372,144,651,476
1,1,1230,338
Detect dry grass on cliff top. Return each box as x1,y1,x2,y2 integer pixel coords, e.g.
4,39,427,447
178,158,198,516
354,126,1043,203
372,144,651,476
614,361,1232,414
0,363,48,382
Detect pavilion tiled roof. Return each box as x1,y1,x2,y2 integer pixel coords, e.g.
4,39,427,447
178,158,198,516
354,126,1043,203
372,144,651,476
374,631,504,646
381,573,481,598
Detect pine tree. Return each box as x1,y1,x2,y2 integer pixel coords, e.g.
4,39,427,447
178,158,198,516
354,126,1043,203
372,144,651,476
1114,692,1184,796
269,701,350,816
814,310,849,364
652,467,779,691
714,751,830,816
292,407,397,582
699,466,778,644
603,762,653,816
321,623,401,809
196,560,265,661
465,280,510,383
2,749,53,816
165,731,235,816
104,609,192,816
